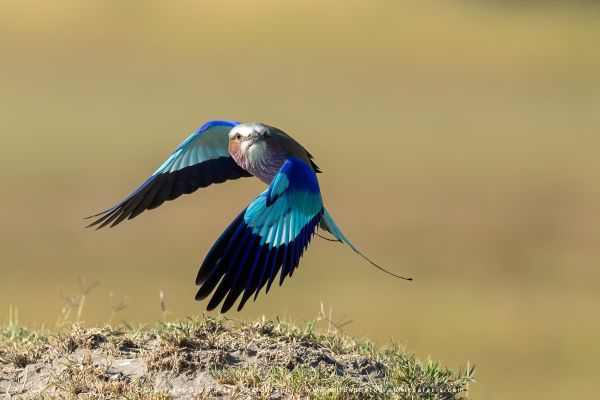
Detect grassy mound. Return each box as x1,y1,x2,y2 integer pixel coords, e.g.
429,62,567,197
0,317,473,399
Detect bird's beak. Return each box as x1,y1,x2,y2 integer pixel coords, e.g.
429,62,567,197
248,131,262,141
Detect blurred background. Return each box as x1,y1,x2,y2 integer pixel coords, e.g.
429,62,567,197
1,0,599,398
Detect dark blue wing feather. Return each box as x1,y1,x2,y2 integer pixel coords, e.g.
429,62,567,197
195,158,324,313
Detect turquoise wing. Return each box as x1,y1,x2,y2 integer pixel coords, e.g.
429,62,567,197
195,158,323,313
87,120,251,229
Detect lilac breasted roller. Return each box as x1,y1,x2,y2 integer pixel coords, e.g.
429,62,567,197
88,120,411,313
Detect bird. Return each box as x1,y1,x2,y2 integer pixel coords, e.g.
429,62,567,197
87,120,411,313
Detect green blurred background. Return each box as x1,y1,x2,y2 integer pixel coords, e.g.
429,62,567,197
1,0,599,398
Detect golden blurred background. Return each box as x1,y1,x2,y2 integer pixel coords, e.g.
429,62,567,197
1,1,599,398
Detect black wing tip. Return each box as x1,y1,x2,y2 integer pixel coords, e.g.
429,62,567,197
198,289,253,313
84,216,108,230
83,209,114,229
84,221,103,230
220,302,235,314
84,208,114,220
195,294,244,313
310,159,322,174
84,210,125,230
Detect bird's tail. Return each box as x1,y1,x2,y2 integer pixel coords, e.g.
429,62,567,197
319,208,412,281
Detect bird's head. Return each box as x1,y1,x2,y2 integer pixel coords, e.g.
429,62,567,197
228,123,271,161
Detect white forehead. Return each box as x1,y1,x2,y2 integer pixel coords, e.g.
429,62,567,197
228,122,267,139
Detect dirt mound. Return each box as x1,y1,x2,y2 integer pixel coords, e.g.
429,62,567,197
0,318,473,399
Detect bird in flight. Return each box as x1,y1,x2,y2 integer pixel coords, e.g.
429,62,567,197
88,120,411,313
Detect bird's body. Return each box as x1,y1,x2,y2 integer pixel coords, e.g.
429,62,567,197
89,120,409,313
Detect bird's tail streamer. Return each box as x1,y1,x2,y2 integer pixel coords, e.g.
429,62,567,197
319,208,412,281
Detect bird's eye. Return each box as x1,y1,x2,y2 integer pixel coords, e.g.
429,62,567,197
235,133,241,140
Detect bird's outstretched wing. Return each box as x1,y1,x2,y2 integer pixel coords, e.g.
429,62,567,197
87,120,251,229
195,157,323,313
